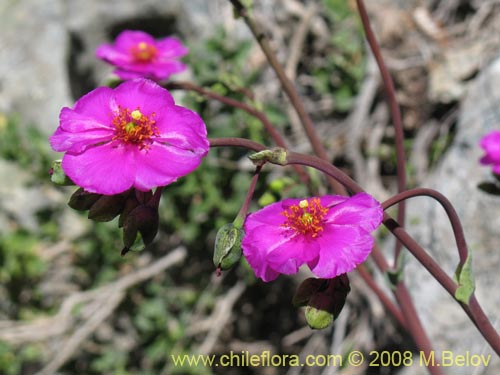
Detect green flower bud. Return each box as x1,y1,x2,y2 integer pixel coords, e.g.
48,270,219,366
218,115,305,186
301,274,350,330
213,223,244,271
50,160,75,186
305,306,334,330
68,188,101,211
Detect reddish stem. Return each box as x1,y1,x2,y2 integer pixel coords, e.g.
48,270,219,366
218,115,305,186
355,0,407,263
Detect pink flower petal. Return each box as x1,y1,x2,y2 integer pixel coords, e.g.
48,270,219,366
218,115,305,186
114,30,156,51
133,143,206,191
113,78,174,114
155,105,209,153
480,131,500,164
324,193,383,233
308,225,374,278
96,44,131,65
62,143,136,195
69,87,115,124
59,108,112,133
242,222,319,279
49,126,112,154
156,37,189,58
150,61,187,80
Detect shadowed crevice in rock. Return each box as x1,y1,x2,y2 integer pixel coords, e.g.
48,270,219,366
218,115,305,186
108,15,179,39
67,32,97,101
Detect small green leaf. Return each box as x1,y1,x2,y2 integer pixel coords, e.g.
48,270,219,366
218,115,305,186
50,160,74,186
454,253,475,305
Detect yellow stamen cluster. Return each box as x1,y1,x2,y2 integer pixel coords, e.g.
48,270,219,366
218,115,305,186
282,198,328,237
112,107,158,149
130,41,158,62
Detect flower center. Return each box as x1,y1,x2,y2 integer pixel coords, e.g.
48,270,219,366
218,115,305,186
130,42,158,62
282,198,328,238
112,107,158,149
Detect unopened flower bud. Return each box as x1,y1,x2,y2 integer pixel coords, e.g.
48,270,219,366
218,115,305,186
301,274,350,329
292,278,327,307
122,204,159,252
213,223,244,271
248,147,287,166
88,192,130,222
50,160,75,186
118,193,141,228
305,306,334,330
68,188,101,211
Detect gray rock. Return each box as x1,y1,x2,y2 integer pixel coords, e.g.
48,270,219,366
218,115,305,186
0,0,71,135
398,57,500,373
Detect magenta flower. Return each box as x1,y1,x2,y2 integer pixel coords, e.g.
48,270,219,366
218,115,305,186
49,78,209,195
96,30,188,81
479,131,500,175
242,193,383,282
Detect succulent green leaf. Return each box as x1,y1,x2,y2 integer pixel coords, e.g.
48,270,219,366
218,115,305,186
454,253,475,305
50,160,74,186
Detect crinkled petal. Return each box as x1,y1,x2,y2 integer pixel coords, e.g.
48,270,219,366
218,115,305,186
132,143,206,191
59,107,113,133
242,202,321,282
308,225,374,278
156,37,189,58
324,193,383,233
155,105,209,154
113,60,186,81
242,223,318,282
114,30,156,51
50,126,112,154
70,87,115,124
62,143,136,195
480,131,500,164
96,44,132,65
150,61,187,80
245,198,300,228
112,78,175,114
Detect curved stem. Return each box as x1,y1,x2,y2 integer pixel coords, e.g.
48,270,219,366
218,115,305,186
355,0,407,263
382,188,468,265
234,166,262,227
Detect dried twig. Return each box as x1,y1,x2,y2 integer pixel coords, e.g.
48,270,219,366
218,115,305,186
196,281,246,355
0,247,186,346
346,52,379,185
